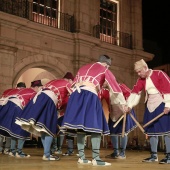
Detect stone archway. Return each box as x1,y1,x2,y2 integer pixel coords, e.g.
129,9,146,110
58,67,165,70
17,68,57,87
12,53,74,87
34,70,56,85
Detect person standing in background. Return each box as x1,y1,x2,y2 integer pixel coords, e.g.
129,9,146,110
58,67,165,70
0,136,11,155
103,83,136,159
51,102,78,156
51,108,65,155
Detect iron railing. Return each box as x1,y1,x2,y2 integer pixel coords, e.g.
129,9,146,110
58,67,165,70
0,0,75,33
0,0,132,47
0,0,29,18
93,24,132,49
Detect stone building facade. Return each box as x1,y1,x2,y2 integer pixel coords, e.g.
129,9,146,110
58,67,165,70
0,0,154,146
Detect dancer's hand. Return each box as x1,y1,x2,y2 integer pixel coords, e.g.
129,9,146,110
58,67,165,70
164,107,170,114
123,105,131,113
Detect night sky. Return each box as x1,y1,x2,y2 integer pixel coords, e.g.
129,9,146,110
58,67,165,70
142,0,170,67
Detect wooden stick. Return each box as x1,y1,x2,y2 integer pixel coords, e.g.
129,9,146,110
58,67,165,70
122,113,126,137
129,112,145,133
113,114,124,128
143,112,164,128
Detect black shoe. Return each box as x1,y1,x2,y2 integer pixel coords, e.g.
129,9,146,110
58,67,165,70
42,155,60,161
62,151,74,156
105,153,119,159
16,151,30,158
159,153,170,164
142,155,158,162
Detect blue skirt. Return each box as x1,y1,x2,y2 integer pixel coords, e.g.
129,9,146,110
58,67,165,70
0,101,30,139
58,116,64,127
143,103,170,136
61,89,110,135
56,116,64,135
17,93,58,137
109,109,137,135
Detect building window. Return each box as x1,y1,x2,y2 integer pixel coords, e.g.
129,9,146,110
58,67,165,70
100,0,117,36
93,0,132,49
99,0,118,44
32,0,58,27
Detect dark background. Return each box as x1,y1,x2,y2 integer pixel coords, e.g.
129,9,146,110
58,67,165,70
142,0,170,68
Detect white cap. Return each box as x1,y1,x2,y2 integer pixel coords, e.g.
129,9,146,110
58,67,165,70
134,59,147,71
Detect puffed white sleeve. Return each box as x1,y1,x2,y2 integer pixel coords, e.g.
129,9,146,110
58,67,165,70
164,94,170,108
127,92,141,109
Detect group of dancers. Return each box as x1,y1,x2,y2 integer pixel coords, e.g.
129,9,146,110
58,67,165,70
0,55,170,166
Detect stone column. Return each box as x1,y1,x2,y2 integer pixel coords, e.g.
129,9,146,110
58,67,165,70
130,0,143,50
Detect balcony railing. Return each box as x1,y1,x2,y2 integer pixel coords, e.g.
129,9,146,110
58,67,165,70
0,0,132,47
0,0,75,33
93,24,132,49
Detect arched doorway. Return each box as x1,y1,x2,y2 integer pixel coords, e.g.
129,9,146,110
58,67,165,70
17,68,56,87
